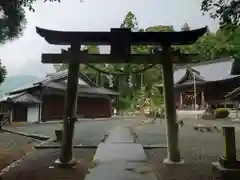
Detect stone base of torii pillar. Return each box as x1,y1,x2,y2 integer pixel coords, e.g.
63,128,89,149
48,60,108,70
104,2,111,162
54,159,77,169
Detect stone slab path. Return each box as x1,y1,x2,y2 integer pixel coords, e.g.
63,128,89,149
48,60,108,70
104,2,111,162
105,126,135,143
85,126,158,180
85,161,157,180
93,143,147,162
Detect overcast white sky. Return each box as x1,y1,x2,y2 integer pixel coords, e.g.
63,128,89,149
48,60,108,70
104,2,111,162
0,0,218,78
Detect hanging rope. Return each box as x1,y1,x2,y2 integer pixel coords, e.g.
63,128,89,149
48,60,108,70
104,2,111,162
85,64,156,76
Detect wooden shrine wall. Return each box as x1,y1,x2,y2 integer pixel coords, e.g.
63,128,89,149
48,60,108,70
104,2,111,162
174,79,240,108
41,94,111,121
76,97,111,118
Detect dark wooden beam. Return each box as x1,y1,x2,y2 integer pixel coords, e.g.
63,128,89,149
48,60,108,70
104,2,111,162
36,26,207,46
42,52,197,64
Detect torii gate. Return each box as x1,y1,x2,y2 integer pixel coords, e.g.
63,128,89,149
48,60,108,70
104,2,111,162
36,27,207,167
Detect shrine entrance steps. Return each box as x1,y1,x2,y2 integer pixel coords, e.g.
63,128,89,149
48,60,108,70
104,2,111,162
84,126,158,180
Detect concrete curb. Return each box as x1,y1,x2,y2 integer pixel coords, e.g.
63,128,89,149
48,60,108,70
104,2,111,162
34,143,167,149
2,128,50,141
34,144,98,149
143,144,167,149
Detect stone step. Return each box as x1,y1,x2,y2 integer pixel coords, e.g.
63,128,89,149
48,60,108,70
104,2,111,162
85,126,157,180
93,143,147,162
85,161,158,180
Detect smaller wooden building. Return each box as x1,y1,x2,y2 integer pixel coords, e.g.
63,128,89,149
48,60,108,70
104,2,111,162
0,70,118,123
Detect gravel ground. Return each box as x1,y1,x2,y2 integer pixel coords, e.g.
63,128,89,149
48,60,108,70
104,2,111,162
1,149,96,180
4,119,139,145
146,148,215,180
0,131,38,170
143,118,240,180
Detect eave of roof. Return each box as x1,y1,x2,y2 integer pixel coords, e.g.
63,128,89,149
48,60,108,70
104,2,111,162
174,81,209,88
174,57,240,84
175,67,205,84
45,82,119,96
0,93,42,104
7,85,40,96
35,70,96,87
36,26,207,45
6,70,97,95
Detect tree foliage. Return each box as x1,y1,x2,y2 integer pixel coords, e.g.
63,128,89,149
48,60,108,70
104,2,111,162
0,0,27,44
0,0,59,45
0,0,84,45
178,23,237,61
181,23,190,31
0,59,7,84
201,0,240,25
145,25,174,32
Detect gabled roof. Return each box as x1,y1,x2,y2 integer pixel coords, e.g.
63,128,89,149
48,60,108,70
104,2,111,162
175,67,204,84
0,92,42,104
45,82,118,96
6,70,118,96
35,70,95,86
174,57,240,84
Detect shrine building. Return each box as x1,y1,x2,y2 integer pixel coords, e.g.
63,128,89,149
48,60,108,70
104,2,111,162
0,70,118,122
168,57,240,109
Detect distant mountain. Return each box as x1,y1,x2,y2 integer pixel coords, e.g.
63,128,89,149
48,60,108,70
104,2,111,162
0,75,40,95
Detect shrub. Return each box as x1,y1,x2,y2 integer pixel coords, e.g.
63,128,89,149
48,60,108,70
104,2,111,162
147,107,165,118
215,108,229,118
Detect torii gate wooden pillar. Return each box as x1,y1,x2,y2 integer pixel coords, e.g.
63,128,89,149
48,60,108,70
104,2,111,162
36,26,207,166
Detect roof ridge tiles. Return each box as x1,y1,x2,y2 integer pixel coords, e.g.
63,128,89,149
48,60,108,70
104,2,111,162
175,56,233,70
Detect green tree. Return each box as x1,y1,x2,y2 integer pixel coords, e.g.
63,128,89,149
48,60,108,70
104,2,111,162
201,0,240,25
230,26,240,57
0,0,26,44
120,11,139,31
116,11,141,111
181,23,190,31
178,23,233,61
145,25,174,32
0,59,7,84
0,0,83,45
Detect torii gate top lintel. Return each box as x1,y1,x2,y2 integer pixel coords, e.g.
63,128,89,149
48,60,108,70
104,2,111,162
36,26,207,46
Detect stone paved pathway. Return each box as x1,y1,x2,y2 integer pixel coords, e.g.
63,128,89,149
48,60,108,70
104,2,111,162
85,126,158,180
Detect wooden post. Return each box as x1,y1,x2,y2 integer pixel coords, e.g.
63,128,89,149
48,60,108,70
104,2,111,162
38,92,43,123
180,93,183,109
201,91,205,109
223,126,236,162
96,72,101,86
236,101,239,120
162,46,181,163
9,106,13,124
58,43,80,167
